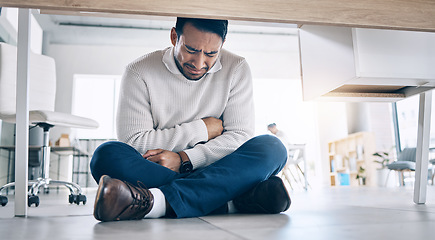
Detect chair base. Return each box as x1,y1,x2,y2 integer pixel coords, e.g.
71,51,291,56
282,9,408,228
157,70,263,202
385,169,415,186
0,123,88,207
0,178,87,207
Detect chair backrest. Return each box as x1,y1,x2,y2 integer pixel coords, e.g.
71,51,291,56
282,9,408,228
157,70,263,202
289,148,301,161
397,148,417,162
0,42,56,115
287,146,304,164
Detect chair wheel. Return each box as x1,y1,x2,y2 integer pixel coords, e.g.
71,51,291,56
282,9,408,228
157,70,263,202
0,195,8,207
69,194,75,204
69,194,86,205
77,194,87,205
28,195,40,207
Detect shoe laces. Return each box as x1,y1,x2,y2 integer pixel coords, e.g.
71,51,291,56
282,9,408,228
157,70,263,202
124,181,152,216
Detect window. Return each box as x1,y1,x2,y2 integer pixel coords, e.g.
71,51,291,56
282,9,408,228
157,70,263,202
253,78,317,144
395,90,435,151
72,74,121,139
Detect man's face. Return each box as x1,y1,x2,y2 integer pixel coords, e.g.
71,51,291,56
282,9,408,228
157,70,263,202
171,23,224,80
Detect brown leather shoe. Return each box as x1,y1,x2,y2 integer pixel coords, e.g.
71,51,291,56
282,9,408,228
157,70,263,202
233,176,291,214
93,175,154,221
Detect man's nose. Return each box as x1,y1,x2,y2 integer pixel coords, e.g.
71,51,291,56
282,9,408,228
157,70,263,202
192,53,207,69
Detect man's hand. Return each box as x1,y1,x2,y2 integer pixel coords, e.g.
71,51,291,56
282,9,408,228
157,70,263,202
202,117,223,140
143,149,181,172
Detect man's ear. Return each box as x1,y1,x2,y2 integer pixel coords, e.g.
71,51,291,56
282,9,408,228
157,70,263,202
170,27,178,46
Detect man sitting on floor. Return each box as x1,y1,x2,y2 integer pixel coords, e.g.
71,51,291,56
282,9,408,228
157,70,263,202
90,17,291,221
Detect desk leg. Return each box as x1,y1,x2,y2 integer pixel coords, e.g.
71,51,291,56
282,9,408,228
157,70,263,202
303,146,308,191
15,8,31,217
7,150,11,194
414,91,432,204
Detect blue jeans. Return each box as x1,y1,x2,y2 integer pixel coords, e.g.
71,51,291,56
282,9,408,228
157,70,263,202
90,134,287,218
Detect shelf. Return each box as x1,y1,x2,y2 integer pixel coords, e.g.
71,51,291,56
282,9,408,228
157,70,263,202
327,132,376,186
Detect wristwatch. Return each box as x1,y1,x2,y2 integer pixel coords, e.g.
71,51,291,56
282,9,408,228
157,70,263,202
178,151,193,173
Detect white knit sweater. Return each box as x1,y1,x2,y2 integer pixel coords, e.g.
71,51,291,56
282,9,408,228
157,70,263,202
116,47,255,169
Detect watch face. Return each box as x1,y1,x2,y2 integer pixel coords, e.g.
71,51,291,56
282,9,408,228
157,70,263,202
181,161,193,173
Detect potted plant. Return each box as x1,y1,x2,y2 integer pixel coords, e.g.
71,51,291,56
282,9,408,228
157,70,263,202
373,152,390,169
373,151,393,187
356,166,366,185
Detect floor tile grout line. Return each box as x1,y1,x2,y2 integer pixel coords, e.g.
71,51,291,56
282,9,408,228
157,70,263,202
346,204,435,214
198,217,251,240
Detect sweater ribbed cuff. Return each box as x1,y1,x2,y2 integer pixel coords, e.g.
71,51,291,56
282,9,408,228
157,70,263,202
189,119,209,146
184,148,207,170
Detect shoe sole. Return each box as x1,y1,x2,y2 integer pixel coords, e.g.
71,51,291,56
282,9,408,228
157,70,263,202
269,176,291,213
254,176,291,214
93,175,110,221
234,176,291,214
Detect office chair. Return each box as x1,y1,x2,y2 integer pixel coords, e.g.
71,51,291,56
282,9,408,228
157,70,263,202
280,144,310,190
386,148,416,186
0,42,98,207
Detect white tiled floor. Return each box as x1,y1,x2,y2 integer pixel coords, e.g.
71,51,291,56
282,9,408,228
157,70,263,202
1,186,435,240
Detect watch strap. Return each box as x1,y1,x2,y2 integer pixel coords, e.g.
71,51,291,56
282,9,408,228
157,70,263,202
178,151,193,173
178,151,190,164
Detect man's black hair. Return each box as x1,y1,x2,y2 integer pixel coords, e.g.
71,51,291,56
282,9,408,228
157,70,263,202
175,17,228,41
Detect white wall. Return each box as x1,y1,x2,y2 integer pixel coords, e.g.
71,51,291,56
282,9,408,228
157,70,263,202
368,103,395,152
315,102,349,185
225,31,300,79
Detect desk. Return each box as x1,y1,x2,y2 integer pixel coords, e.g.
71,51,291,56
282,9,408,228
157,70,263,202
50,146,91,188
1,146,42,188
0,145,90,189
